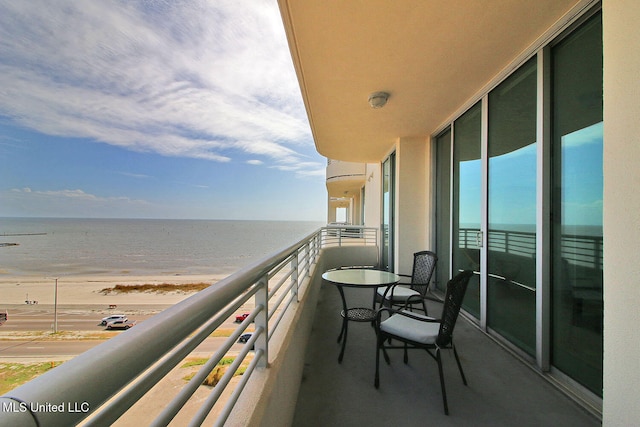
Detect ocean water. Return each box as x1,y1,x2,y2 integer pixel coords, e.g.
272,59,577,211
0,218,324,277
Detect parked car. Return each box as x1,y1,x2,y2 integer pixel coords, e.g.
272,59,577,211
238,333,252,343
100,314,127,326
235,313,250,323
105,319,136,330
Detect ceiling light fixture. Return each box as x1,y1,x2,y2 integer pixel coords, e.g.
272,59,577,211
368,91,390,109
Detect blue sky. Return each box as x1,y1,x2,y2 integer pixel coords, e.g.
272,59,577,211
0,1,327,221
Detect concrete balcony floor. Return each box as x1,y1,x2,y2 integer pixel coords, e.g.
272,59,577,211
293,281,601,427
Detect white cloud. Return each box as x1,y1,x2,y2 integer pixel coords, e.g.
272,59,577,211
118,171,150,179
3,187,152,218
9,187,148,205
0,0,324,176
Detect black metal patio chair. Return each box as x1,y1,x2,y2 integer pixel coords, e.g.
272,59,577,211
374,270,474,415
376,250,437,315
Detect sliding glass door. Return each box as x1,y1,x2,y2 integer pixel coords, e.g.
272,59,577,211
435,128,451,292
381,153,395,271
551,13,603,396
434,8,602,399
452,102,482,318
487,57,538,355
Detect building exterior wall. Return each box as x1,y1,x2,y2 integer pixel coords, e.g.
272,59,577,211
327,200,336,223
363,163,381,231
363,12,610,418
602,1,640,424
395,136,431,274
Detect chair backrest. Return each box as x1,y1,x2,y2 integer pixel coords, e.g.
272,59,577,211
410,250,438,297
436,270,474,347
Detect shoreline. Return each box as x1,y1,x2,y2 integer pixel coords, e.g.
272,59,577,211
0,273,229,307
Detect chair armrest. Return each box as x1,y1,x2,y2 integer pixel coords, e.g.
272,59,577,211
397,273,412,285
402,294,426,309
374,307,397,330
380,283,403,301
374,306,438,330
398,309,438,322
379,274,411,299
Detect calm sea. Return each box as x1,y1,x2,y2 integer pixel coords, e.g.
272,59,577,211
0,218,323,277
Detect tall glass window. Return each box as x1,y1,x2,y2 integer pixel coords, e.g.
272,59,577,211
381,153,395,271
487,57,538,355
435,128,451,291
551,14,603,396
453,102,482,318
434,7,602,400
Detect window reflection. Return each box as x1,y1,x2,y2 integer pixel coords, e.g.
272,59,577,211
453,102,482,317
435,129,451,291
487,57,537,355
382,154,395,271
552,13,603,396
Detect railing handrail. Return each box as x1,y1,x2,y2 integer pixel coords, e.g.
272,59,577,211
0,225,378,427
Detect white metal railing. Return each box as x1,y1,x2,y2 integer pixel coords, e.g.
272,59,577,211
0,225,377,427
322,225,377,247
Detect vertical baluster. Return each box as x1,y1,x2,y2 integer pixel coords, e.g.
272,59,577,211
256,274,269,367
291,252,299,302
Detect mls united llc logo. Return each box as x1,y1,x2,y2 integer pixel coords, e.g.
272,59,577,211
2,400,90,413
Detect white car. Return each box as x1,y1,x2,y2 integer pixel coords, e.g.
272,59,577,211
100,314,127,326
105,319,136,330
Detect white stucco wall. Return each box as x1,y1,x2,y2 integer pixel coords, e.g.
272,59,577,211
602,1,640,425
395,137,430,274
363,163,381,231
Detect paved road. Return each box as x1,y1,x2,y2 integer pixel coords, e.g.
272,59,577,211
0,307,250,360
0,338,103,359
0,308,157,332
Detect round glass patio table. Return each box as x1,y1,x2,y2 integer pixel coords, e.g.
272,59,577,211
322,269,400,362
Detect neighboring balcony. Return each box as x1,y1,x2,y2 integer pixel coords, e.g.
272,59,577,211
326,160,366,197
326,160,366,225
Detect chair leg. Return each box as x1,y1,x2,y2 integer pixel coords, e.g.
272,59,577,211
403,343,408,363
421,300,428,316
375,335,382,388
452,344,467,385
382,345,391,364
435,348,449,415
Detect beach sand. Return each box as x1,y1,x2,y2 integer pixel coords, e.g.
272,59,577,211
0,273,250,425
0,274,229,308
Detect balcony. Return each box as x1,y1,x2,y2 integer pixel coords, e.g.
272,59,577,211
326,160,367,225
0,225,600,426
326,160,366,198
294,276,600,426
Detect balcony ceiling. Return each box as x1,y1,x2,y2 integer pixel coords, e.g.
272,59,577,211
326,177,364,200
279,0,582,163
